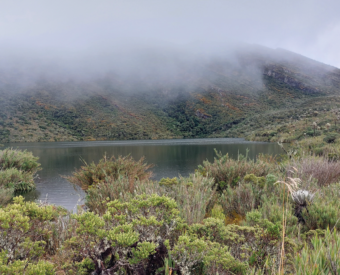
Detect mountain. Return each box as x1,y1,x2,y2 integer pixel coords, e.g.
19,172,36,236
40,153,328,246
0,44,340,143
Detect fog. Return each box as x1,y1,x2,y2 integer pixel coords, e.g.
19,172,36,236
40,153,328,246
1,0,340,66
0,0,339,95
0,41,261,90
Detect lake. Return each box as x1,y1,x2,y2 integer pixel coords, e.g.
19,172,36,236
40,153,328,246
4,138,282,211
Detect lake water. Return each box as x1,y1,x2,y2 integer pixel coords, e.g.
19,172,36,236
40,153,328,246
4,138,282,211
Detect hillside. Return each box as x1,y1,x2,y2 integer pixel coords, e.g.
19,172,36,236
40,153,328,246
0,44,340,143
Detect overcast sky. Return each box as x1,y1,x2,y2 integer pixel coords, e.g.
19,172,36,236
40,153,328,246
1,0,340,68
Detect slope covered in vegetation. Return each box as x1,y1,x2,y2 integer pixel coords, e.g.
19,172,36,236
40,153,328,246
1,44,340,143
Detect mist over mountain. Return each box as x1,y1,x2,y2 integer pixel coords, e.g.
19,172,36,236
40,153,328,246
0,43,339,143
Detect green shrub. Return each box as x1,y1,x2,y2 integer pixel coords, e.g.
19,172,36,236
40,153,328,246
219,174,279,224
210,204,226,221
295,228,340,275
66,155,153,190
0,252,56,275
85,176,160,214
86,171,215,224
188,217,295,272
220,183,258,223
158,173,216,225
0,148,41,174
305,130,321,136
323,133,338,143
0,168,35,192
198,150,274,192
171,235,246,275
0,196,64,272
251,196,299,237
301,183,340,231
159,177,179,186
244,173,266,188
0,187,13,206
65,194,186,274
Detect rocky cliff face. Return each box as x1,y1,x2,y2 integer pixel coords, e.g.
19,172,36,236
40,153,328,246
263,66,321,95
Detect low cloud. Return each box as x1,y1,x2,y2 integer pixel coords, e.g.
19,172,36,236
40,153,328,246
0,0,339,67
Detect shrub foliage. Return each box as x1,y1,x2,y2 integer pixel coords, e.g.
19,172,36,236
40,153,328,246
2,148,340,274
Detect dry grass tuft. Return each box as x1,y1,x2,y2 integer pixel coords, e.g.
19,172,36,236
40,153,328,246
286,156,340,187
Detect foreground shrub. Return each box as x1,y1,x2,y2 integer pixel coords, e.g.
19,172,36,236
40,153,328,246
64,194,185,274
0,196,65,273
86,172,215,224
198,150,274,192
66,195,249,275
301,183,340,231
295,228,340,275
0,252,55,275
219,174,279,225
0,148,41,174
251,196,299,237
220,183,258,224
66,155,153,190
159,173,216,225
188,217,295,272
85,176,160,214
171,235,247,275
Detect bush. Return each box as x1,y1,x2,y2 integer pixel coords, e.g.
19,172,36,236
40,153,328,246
251,196,299,237
295,228,340,274
85,176,160,215
0,253,56,275
0,148,41,174
0,168,35,192
286,156,340,187
220,183,258,224
171,235,247,275
66,155,153,190
219,174,279,225
197,150,274,192
0,187,13,206
158,173,216,225
301,183,340,231
85,171,215,224
323,133,338,143
188,217,295,272
0,196,64,272
0,149,41,204
65,194,186,274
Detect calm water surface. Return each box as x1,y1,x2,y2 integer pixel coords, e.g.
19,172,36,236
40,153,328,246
4,138,282,211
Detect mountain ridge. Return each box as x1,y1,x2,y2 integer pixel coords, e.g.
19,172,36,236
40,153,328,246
0,44,339,143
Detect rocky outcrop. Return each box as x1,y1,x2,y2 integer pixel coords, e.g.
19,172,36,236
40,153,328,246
195,109,211,119
263,66,320,95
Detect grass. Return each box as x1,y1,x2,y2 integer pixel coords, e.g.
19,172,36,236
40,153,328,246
65,154,153,191
286,155,340,187
0,148,41,174
0,148,41,207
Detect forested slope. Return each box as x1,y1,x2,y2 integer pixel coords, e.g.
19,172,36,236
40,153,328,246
0,44,339,143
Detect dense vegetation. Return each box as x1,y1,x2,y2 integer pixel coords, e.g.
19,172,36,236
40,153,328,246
2,145,340,274
2,44,340,274
1,45,340,143
0,148,40,205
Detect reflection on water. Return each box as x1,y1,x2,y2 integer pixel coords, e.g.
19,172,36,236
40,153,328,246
4,138,282,211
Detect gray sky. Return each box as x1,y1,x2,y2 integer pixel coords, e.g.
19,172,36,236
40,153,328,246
1,0,340,68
